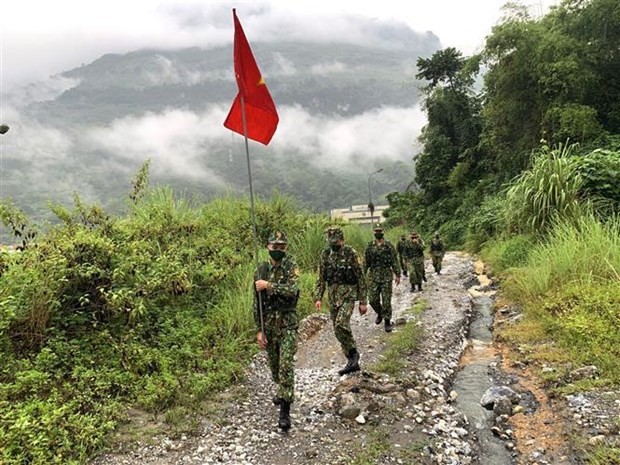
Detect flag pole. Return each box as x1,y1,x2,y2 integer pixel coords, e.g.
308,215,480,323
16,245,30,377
240,95,265,338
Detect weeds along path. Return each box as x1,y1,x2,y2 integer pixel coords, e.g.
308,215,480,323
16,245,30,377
92,252,579,465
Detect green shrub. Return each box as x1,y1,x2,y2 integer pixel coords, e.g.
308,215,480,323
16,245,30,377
481,235,535,274
538,282,620,383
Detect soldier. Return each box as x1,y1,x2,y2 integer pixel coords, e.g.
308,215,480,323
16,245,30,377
314,226,368,375
364,225,400,332
254,231,300,431
405,231,426,292
396,234,408,277
430,232,445,274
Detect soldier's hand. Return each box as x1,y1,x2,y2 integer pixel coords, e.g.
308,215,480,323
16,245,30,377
314,300,322,311
394,275,400,286
358,303,368,315
257,331,267,350
255,279,269,291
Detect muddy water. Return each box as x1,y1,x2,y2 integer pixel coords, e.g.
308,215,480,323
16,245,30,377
452,290,514,465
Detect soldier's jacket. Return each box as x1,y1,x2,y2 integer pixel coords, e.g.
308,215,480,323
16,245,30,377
364,240,400,282
402,239,425,260
313,245,367,303
430,238,445,256
253,255,300,330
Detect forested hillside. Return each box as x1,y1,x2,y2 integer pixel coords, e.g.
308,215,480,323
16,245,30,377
384,0,620,246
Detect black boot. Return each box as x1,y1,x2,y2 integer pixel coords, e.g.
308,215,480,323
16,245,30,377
272,396,282,406
375,313,382,325
410,285,416,293
384,319,393,333
418,283,423,291
338,348,360,375
278,400,291,431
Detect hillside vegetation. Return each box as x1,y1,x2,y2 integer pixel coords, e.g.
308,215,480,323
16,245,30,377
1,0,619,463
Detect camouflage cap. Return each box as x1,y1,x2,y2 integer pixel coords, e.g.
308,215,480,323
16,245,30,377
268,230,288,245
326,226,344,244
373,224,384,232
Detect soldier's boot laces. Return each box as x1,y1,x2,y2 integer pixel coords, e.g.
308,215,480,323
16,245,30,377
384,319,393,333
278,401,291,431
338,349,360,376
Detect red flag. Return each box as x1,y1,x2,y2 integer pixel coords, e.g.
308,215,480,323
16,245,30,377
224,9,279,145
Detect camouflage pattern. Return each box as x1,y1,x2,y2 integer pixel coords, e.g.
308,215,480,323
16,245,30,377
314,244,367,355
430,234,445,273
403,237,426,286
327,226,345,244
364,238,400,320
254,254,300,403
268,230,288,244
396,236,408,275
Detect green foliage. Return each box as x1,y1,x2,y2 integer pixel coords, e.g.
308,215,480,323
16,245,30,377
0,173,325,464
501,213,620,301
574,149,620,209
373,300,425,377
480,235,535,274
504,143,584,235
544,104,605,143
416,47,467,89
464,194,507,252
538,281,620,384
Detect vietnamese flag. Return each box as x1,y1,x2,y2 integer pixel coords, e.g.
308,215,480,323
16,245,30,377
224,9,279,145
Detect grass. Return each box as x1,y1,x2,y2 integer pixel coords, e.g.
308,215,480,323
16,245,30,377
489,214,620,387
373,299,426,377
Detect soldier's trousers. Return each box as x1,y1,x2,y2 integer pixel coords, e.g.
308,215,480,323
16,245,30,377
265,326,298,403
329,299,356,355
408,257,425,286
369,279,393,321
432,254,444,273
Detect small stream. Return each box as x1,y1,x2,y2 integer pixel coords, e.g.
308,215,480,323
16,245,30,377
451,289,514,465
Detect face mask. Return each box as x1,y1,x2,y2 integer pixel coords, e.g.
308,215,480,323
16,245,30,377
330,244,342,252
374,233,384,240
269,250,286,261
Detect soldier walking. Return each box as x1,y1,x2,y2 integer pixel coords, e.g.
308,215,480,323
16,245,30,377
254,231,300,431
364,225,400,333
430,232,445,274
314,227,368,375
405,231,426,292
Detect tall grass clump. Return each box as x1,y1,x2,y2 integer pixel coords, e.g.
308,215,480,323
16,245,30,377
504,143,584,235
504,213,620,301
495,215,620,385
288,216,331,272
480,234,536,275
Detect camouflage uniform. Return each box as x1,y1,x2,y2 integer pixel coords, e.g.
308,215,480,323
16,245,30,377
430,233,445,274
404,233,426,291
313,228,367,358
364,231,400,324
396,236,408,277
254,234,300,404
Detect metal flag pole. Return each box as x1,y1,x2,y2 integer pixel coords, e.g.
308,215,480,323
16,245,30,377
240,95,265,338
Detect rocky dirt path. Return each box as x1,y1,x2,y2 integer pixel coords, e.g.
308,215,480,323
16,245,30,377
90,252,617,465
